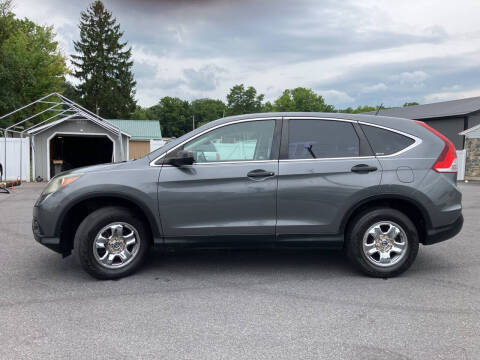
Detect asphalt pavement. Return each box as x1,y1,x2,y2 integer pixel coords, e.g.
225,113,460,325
0,182,479,359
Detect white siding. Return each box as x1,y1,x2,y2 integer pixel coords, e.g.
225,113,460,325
0,137,30,181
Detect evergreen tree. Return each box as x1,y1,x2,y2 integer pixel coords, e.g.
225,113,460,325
72,0,136,118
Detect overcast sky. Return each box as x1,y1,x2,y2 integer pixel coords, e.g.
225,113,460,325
13,0,480,109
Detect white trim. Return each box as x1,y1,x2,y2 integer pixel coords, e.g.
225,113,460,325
284,116,357,123
279,156,376,163
29,115,131,138
31,135,35,180
460,123,480,136
27,114,76,134
126,137,130,160
46,131,116,181
162,159,276,167
149,117,280,166
150,116,423,167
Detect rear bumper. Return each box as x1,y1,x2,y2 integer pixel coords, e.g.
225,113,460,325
423,214,463,245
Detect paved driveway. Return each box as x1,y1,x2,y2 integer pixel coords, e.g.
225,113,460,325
0,182,479,359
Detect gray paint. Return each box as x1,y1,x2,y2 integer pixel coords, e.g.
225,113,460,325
33,112,462,255
32,118,128,180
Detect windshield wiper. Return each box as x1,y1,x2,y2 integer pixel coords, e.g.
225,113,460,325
306,144,316,159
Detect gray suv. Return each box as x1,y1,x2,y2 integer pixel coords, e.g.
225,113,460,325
32,113,463,279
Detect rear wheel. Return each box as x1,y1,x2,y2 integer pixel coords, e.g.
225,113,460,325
74,206,150,279
345,208,419,277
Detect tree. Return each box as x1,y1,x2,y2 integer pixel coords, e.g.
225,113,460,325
273,87,335,112
342,105,377,114
403,102,419,107
149,97,191,138
72,0,136,119
60,81,81,104
0,1,68,128
129,105,149,120
191,98,226,127
226,84,264,116
262,101,274,112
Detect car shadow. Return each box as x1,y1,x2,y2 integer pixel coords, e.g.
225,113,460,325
141,248,355,277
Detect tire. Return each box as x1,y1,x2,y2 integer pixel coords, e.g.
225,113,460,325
345,208,419,278
73,206,150,280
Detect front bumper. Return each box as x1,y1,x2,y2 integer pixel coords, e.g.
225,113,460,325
423,214,464,245
32,217,62,254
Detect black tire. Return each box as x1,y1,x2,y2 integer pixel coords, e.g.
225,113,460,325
73,206,150,280
345,208,419,278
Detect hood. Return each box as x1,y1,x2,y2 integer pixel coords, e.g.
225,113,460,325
53,159,143,178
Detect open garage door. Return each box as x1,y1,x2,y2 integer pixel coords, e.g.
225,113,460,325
49,134,113,178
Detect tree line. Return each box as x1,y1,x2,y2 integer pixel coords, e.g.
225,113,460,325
0,0,419,137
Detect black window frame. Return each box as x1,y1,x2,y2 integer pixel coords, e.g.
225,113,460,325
279,118,373,160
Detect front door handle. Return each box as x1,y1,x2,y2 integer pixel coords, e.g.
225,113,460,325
247,169,275,178
351,164,378,173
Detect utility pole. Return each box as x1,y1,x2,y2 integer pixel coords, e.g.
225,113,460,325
192,115,195,130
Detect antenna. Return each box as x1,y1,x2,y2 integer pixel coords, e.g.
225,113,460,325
375,103,383,115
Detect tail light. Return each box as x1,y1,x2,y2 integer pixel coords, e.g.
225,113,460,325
415,120,457,173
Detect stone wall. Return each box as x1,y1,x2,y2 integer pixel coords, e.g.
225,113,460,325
465,138,480,180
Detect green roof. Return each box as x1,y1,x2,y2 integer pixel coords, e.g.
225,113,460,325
106,119,162,140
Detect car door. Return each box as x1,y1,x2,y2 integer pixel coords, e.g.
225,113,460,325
276,117,382,243
157,118,281,244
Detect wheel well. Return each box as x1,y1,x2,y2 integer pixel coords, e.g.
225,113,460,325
59,197,154,256
343,198,428,243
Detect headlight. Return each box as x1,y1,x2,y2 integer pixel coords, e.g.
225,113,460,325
42,173,82,196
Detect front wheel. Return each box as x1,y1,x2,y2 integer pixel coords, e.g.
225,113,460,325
345,208,419,277
74,206,150,279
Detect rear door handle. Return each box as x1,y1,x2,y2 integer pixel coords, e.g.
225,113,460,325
247,169,275,178
351,164,377,173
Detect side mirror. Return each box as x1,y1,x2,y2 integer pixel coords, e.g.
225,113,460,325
169,150,195,167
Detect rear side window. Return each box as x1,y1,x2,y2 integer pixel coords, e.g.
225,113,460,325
288,120,359,159
361,124,414,156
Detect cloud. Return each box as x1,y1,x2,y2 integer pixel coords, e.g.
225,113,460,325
183,65,226,91
319,90,355,105
11,0,480,109
389,71,429,87
362,83,388,93
424,89,480,102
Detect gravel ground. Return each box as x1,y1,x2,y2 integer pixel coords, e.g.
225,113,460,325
0,182,479,360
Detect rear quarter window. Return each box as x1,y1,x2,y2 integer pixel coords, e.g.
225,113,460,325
361,124,414,156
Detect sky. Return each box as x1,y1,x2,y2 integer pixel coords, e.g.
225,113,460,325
12,0,480,109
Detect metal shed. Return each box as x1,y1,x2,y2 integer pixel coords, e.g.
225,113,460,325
0,93,129,182
28,115,130,181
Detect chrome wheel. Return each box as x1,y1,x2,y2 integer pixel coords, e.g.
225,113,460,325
93,222,141,269
362,221,408,268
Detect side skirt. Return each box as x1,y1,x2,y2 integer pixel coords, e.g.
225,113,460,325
155,234,344,250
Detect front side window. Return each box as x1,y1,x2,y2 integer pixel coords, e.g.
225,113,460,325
180,120,276,163
288,119,360,159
